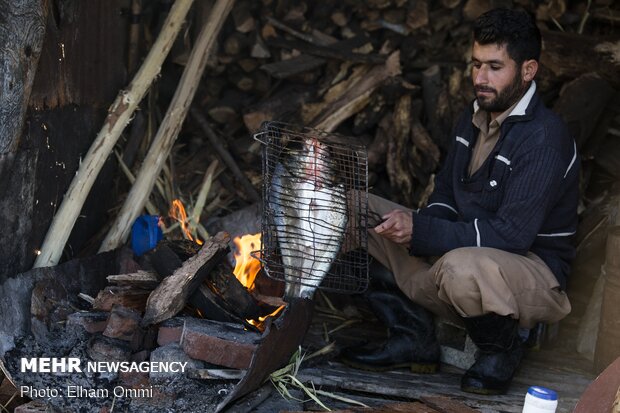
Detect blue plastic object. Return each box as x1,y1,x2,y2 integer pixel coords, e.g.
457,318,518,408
131,215,163,256
527,386,558,401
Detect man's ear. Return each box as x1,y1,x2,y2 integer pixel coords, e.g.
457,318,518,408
521,59,538,82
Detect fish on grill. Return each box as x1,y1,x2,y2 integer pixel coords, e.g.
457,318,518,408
270,136,348,299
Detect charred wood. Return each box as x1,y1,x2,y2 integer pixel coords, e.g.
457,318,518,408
142,232,231,326
92,286,151,313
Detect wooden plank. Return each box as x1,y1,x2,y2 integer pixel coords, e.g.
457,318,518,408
29,0,129,108
420,395,479,413
322,402,441,412
107,270,160,289
296,364,523,413
141,231,231,326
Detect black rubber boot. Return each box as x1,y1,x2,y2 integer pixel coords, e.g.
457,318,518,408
460,313,524,395
341,262,440,374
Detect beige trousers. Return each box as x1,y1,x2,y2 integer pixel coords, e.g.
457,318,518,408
366,194,571,329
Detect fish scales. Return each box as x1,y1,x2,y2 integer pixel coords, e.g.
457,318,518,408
270,137,348,299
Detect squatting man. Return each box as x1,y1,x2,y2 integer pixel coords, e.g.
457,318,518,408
342,8,578,395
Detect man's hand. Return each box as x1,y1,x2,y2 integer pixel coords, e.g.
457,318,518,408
373,209,413,246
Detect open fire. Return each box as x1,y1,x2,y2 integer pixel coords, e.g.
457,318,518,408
169,199,203,245
232,233,262,291
232,233,285,330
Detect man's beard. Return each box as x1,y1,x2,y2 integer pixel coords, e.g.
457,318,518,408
475,72,527,113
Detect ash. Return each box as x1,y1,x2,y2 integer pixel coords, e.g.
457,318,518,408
5,330,233,413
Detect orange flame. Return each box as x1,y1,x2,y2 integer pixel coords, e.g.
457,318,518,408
169,199,203,245
248,305,285,329
232,233,262,291
233,233,285,331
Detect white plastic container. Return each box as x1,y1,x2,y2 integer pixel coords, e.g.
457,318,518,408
522,386,558,413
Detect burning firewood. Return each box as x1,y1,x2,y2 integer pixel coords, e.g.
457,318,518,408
142,231,231,326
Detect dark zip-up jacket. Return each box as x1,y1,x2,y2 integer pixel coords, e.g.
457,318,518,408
410,82,579,290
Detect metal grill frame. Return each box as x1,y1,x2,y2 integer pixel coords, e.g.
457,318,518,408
254,121,370,295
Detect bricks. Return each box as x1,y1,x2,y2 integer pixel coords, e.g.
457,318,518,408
103,305,143,342
157,317,186,346
180,318,260,369
149,343,203,381
86,335,132,363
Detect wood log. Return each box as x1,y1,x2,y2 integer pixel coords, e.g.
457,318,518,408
251,32,271,58
266,36,384,64
301,64,370,124
99,0,235,252
33,0,195,267
0,0,48,153
206,265,261,319
312,51,401,132
260,54,327,79
406,0,429,30
232,0,255,33
422,64,453,151
552,73,615,152
266,16,332,46
107,270,161,289
142,231,231,326
243,86,312,132
540,30,620,89
147,240,246,324
410,120,441,183
386,94,415,206
352,93,387,135
367,114,391,170
224,32,250,56
92,286,151,313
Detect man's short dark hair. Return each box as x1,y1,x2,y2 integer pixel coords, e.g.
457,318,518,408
473,8,541,65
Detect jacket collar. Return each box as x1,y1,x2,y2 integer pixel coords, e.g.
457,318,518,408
472,81,538,121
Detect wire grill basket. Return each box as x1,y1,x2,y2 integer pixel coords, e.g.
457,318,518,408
254,121,369,295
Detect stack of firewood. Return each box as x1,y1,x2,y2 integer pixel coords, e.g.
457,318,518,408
127,0,618,218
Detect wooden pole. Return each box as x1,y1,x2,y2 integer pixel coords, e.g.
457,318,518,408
33,0,194,268
99,0,236,252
